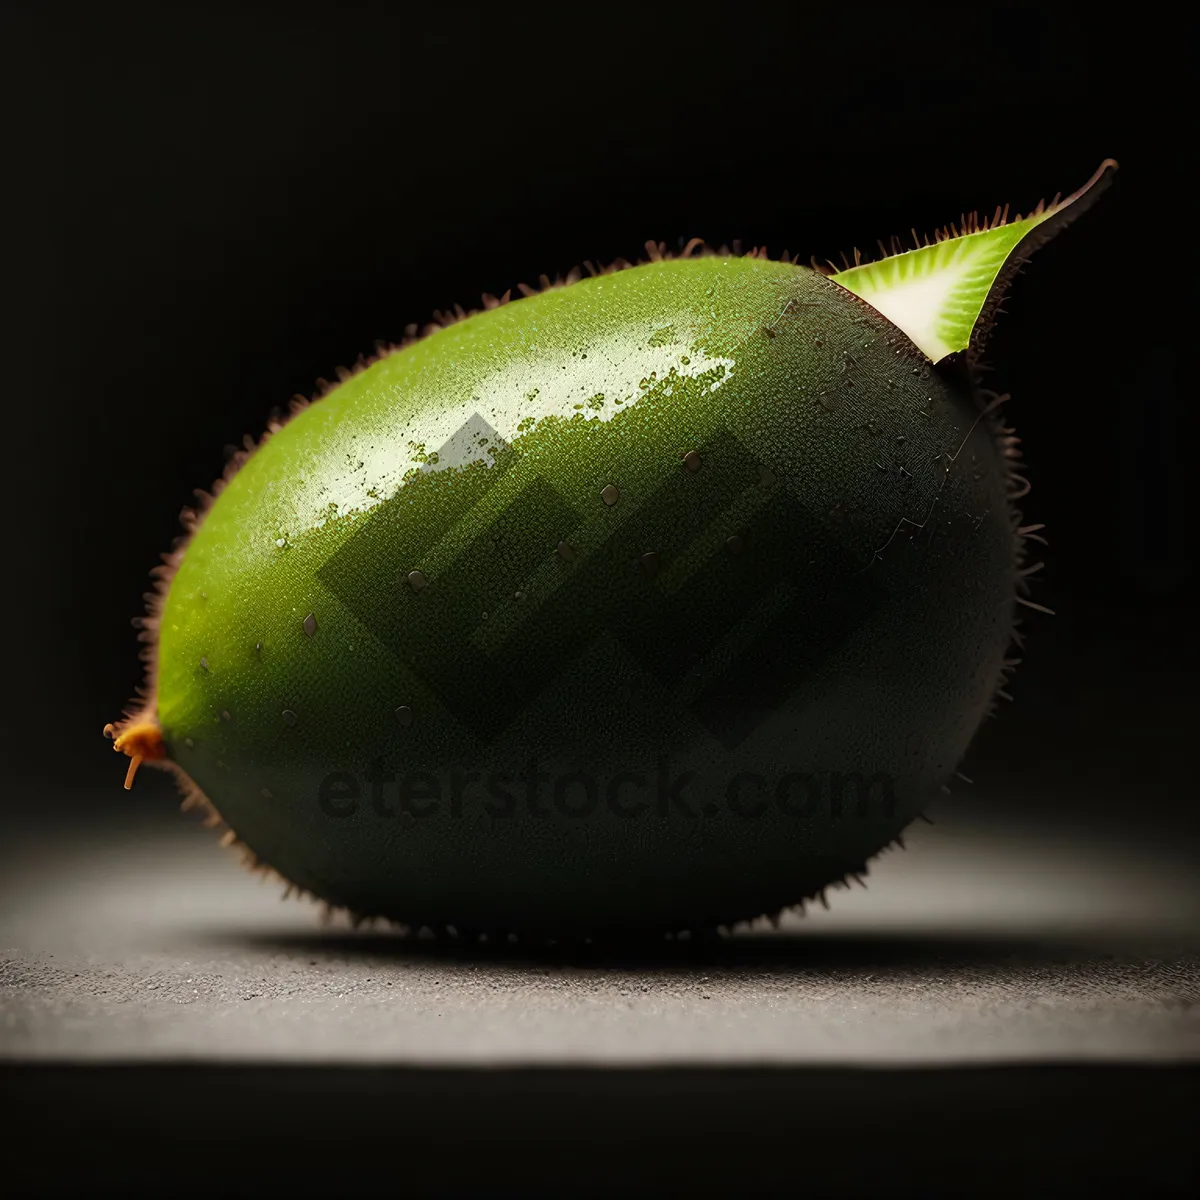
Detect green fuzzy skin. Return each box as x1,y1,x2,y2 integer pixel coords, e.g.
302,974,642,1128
156,257,1014,935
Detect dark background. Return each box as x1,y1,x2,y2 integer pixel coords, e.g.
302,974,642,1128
1,6,1195,1196
4,4,1190,833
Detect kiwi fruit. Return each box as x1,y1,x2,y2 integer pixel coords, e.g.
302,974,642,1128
106,161,1116,937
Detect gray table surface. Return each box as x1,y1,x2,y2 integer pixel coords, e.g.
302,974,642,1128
3,794,1197,1066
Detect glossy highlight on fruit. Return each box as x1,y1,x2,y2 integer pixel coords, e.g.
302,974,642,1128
107,163,1116,937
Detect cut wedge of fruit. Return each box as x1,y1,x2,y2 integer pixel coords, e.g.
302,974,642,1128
830,159,1117,362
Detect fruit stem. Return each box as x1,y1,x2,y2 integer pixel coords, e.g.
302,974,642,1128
103,718,166,790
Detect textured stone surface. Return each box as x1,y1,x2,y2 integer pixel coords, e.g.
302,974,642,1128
2,798,1197,1064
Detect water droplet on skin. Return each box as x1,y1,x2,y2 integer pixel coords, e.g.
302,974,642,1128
682,450,702,473
221,710,232,723
481,611,489,621
303,613,318,637
725,535,745,555
514,590,525,602
261,788,274,799
255,642,263,653
601,484,620,506
396,706,413,727
641,551,660,577
199,657,209,671
556,540,577,562
407,570,429,592
184,737,195,749
282,710,298,726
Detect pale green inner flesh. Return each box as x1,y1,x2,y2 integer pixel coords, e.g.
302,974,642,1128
830,213,1055,362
